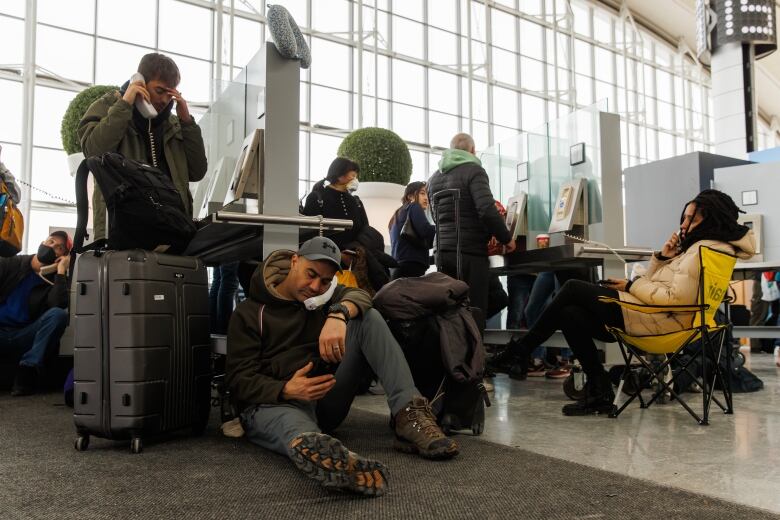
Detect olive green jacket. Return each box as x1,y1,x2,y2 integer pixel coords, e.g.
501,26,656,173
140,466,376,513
77,91,208,240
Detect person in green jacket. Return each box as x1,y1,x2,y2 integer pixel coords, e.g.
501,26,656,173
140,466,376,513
226,236,458,498
77,52,208,241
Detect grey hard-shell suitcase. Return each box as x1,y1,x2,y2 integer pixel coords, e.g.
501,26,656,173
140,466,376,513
72,249,211,453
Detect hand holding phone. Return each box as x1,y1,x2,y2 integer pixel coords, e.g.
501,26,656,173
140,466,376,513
125,73,157,119
661,229,682,258
281,361,336,402
598,278,629,291
39,263,58,276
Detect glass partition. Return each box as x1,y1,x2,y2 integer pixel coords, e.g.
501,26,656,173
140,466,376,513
481,100,609,249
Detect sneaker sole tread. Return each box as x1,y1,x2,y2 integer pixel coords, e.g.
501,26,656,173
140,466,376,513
288,433,388,497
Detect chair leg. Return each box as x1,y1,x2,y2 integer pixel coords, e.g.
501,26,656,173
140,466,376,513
635,347,705,424
720,328,734,414
705,328,733,415
610,346,643,418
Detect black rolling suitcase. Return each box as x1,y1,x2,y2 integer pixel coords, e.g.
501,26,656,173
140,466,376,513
72,249,211,453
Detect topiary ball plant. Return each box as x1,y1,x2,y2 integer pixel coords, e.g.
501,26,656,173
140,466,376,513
60,85,118,155
337,127,412,185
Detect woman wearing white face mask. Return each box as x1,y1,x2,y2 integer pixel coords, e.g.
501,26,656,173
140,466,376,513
302,157,369,259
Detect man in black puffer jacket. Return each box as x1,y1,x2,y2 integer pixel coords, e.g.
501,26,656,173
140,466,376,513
428,133,516,322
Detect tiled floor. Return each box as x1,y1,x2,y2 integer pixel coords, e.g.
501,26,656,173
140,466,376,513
353,349,780,514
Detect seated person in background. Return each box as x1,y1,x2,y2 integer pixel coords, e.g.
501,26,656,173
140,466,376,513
78,52,207,241
302,158,367,254
493,189,755,416
226,236,458,497
388,181,435,279
0,232,72,396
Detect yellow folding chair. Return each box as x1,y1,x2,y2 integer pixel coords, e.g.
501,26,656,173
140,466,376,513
598,246,737,425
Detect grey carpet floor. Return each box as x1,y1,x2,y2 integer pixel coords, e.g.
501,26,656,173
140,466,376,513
1,392,777,520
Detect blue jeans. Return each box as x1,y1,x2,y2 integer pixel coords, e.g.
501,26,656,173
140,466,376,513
506,274,535,329
0,307,68,368
524,272,572,361
209,261,240,334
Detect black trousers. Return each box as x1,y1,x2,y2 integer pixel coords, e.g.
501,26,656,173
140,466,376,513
520,279,625,378
438,252,489,329
437,252,488,312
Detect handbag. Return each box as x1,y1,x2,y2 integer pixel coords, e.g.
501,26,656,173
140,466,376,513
400,207,426,249
338,266,359,288
0,181,23,257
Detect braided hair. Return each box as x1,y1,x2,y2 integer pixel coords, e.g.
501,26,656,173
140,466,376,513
678,189,748,252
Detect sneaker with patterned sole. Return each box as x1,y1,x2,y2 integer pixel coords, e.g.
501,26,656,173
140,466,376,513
288,432,388,497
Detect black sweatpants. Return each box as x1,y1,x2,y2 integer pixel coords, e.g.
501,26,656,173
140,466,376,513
520,279,625,378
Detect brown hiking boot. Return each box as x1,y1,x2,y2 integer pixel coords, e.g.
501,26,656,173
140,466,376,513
393,397,459,460
288,432,388,497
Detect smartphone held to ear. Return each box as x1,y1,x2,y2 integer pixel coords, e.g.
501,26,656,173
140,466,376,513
129,72,158,119
39,263,58,276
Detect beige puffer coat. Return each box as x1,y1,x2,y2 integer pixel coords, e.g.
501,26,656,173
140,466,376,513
618,231,755,336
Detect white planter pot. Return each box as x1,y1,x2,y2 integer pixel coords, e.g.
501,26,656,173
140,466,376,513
353,181,405,248
67,152,85,178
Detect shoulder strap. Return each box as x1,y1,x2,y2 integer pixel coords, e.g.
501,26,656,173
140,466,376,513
257,304,266,337
73,159,91,255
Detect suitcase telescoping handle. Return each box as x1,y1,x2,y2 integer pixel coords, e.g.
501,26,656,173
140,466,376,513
432,188,461,280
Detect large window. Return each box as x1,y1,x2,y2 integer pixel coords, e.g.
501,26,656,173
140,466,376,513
3,0,778,252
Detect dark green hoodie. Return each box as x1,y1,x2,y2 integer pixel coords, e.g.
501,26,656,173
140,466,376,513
226,250,372,410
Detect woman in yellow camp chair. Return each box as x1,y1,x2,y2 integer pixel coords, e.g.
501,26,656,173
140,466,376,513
495,189,755,416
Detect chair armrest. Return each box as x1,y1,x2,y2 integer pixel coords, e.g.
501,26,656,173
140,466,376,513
597,296,706,315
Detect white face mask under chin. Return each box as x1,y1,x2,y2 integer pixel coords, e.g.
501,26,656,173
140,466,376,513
346,179,359,192
303,278,337,310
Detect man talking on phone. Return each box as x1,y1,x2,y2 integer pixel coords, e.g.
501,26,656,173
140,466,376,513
227,236,458,498
78,52,207,241
0,232,72,396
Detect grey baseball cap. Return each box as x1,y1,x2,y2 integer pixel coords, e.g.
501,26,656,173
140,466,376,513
297,236,342,272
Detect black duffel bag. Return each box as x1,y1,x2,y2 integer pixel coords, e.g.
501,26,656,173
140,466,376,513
74,152,196,254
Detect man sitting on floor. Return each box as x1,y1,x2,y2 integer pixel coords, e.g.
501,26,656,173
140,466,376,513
226,236,458,497
0,231,71,396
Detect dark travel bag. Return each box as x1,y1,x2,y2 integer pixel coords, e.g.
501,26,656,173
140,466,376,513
72,249,211,453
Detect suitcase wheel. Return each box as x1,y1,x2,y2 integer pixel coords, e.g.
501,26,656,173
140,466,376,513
130,437,143,454
74,435,90,452
439,413,459,435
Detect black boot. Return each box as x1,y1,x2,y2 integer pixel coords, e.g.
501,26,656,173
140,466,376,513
562,369,615,416
11,365,38,397
486,340,529,380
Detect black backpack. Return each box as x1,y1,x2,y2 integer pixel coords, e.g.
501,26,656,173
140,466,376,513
74,152,196,254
